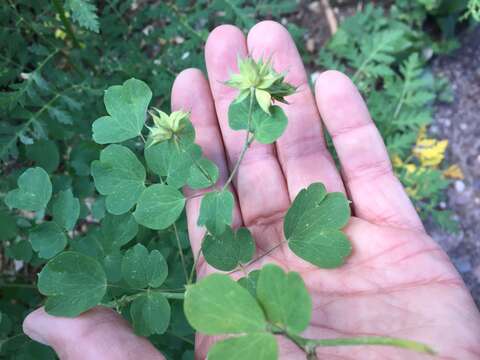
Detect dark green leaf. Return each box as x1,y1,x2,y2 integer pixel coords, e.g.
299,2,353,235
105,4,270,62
25,140,59,173
5,240,32,262
121,244,168,288
100,213,138,252
133,184,185,230
29,222,67,259
197,190,234,235
4,167,52,211
187,157,219,189
130,292,171,336
0,210,17,241
38,252,107,316
52,189,80,231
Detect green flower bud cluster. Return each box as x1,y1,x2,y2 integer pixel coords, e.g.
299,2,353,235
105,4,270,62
147,108,189,146
226,57,296,114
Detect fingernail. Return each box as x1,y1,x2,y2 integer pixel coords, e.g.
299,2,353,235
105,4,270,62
23,311,50,346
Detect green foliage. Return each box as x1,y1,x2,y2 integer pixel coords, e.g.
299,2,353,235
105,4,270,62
4,167,52,211
65,0,99,33
121,244,168,289
198,190,234,235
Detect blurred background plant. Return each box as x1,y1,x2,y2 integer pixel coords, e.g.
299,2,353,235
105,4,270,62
0,0,478,359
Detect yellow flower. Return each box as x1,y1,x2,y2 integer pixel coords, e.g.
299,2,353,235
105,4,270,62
443,164,464,179
413,137,448,168
147,109,189,146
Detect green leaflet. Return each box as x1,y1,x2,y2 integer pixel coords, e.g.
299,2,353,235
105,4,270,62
208,333,278,360
130,292,171,336
133,184,185,230
6,240,32,262
145,141,201,189
284,183,352,268
29,222,67,259
197,190,234,235
91,144,146,215
237,269,260,297
121,244,168,289
100,213,138,253
228,98,288,144
202,227,255,271
92,78,152,144
38,252,107,317
256,264,312,334
187,157,219,189
184,274,267,335
0,209,17,241
52,189,80,231
4,167,52,212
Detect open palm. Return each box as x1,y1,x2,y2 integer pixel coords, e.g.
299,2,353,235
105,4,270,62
23,21,480,360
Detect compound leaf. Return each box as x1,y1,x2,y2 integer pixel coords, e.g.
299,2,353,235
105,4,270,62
256,264,312,334
91,144,146,215
284,183,352,268
52,189,80,231
130,292,171,336
4,167,52,212
38,252,107,317
197,190,234,235
184,274,266,334
29,222,68,259
121,244,168,289
92,79,152,144
208,333,278,360
133,184,185,230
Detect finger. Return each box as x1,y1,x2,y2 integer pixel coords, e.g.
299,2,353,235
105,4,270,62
315,70,424,230
205,25,290,244
247,21,345,198
23,307,164,360
171,68,243,268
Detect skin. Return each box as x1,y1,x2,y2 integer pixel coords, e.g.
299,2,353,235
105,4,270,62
23,21,480,360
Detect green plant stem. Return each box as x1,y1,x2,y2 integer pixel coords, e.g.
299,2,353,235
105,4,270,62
51,0,81,48
286,333,436,357
103,289,185,309
222,90,255,191
172,222,189,284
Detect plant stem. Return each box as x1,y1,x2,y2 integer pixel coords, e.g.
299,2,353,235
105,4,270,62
222,90,255,191
172,222,189,284
286,333,436,356
51,0,81,48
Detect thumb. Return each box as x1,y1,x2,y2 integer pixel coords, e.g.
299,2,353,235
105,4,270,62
23,306,164,360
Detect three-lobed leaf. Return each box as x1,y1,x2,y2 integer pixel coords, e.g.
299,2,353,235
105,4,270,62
38,252,107,317
197,190,234,235
4,167,52,212
284,183,352,268
92,78,152,144
133,184,185,230
91,144,146,215
121,244,168,289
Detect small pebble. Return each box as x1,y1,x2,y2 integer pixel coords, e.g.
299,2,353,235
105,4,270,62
455,180,466,193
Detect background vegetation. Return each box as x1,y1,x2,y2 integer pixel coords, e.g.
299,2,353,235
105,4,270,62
1,0,478,358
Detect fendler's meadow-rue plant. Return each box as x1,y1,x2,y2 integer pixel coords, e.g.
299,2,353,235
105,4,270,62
32,58,435,359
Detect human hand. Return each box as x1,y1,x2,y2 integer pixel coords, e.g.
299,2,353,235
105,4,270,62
23,21,480,360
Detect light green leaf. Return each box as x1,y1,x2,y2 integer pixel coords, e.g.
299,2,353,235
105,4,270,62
52,189,80,231
38,252,107,317
256,264,312,334
100,213,138,252
133,184,185,230
25,140,59,173
184,274,266,334
187,157,219,189
92,78,152,144
29,222,67,259
121,244,168,289
202,227,255,271
4,167,52,212
145,141,201,188
284,183,352,268
197,190,234,235
130,292,171,336
91,144,146,215
255,88,272,114
238,269,260,297
208,333,278,360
